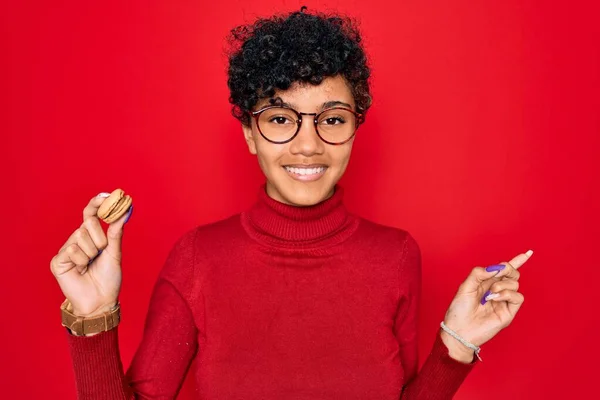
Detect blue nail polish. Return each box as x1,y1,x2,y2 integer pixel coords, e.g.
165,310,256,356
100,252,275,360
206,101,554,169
485,264,505,272
124,205,134,224
481,290,492,305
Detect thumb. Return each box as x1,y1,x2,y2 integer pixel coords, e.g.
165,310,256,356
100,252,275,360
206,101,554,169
105,204,133,255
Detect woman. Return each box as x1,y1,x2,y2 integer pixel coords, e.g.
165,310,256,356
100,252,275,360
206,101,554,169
51,9,532,399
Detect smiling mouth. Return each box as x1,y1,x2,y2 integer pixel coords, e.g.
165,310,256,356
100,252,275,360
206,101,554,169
283,165,328,181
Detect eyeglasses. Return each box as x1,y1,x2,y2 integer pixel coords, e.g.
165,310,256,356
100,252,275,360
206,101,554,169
250,106,364,145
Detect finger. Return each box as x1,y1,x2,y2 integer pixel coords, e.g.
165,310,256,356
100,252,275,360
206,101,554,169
59,192,112,254
72,227,99,259
82,216,108,252
105,204,133,259
489,262,521,281
487,289,525,316
51,243,90,277
481,279,519,305
490,278,519,293
458,266,506,293
79,217,108,265
83,192,111,222
510,250,534,269
59,229,79,254
493,250,533,280
77,264,89,275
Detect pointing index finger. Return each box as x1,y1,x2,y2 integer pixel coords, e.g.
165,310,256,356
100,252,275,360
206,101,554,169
507,249,534,270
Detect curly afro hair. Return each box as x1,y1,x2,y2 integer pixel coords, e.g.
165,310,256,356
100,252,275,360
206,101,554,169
227,8,372,126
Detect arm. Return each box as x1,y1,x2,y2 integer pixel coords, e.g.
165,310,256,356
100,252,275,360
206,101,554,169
66,230,201,399
395,233,476,400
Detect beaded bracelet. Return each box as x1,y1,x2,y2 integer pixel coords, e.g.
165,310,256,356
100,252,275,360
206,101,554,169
440,321,482,362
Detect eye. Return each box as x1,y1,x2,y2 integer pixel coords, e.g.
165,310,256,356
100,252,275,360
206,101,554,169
321,116,346,125
268,116,294,125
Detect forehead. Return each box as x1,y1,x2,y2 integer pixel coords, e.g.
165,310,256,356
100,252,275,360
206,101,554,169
256,75,354,110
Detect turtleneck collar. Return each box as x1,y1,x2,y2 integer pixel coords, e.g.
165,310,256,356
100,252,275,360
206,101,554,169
240,184,359,249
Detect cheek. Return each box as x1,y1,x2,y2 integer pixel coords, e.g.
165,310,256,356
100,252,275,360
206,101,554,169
255,141,288,171
332,144,354,170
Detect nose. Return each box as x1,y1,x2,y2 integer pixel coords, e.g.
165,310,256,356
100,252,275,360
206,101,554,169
289,115,324,156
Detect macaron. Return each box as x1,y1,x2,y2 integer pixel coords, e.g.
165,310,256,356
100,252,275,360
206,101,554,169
97,189,133,224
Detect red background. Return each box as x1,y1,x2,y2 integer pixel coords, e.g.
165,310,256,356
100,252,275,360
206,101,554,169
1,1,598,398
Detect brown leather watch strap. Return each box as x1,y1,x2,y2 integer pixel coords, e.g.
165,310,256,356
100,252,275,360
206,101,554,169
60,299,121,335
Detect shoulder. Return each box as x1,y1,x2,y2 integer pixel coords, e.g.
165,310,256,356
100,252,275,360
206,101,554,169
171,213,244,251
158,213,243,285
355,215,421,255
354,216,422,275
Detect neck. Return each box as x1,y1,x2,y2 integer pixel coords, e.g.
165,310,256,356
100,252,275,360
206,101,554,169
265,181,336,207
240,183,360,251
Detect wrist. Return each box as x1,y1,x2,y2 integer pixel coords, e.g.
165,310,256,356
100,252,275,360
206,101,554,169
71,302,118,318
61,299,121,336
440,329,475,364
73,303,118,337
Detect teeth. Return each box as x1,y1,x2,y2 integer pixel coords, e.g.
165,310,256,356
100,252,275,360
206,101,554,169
284,166,326,175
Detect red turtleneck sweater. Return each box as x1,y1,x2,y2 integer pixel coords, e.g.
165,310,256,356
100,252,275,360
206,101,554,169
66,185,476,399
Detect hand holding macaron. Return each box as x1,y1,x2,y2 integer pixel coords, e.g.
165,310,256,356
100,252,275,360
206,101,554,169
50,189,133,318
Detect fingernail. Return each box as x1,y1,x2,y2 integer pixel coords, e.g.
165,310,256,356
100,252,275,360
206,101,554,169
526,249,534,257
124,204,133,224
481,290,492,305
97,192,111,198
485,264,506,272
485,293,500,301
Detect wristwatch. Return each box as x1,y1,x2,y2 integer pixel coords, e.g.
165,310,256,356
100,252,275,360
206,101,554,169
60,298,121,336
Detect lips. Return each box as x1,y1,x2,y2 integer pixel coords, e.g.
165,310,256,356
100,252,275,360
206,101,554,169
283,164,328,168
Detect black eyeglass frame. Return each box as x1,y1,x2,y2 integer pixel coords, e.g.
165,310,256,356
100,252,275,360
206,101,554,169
249,105,364,145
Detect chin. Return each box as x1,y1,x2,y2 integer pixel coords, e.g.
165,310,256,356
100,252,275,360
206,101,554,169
270,179,336,207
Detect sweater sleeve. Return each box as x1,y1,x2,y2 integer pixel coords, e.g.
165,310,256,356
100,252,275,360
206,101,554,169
65,230,200,399
395,233,476,400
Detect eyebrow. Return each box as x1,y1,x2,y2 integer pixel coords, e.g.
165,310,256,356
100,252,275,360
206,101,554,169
266,98,353,111
321,100,353,110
